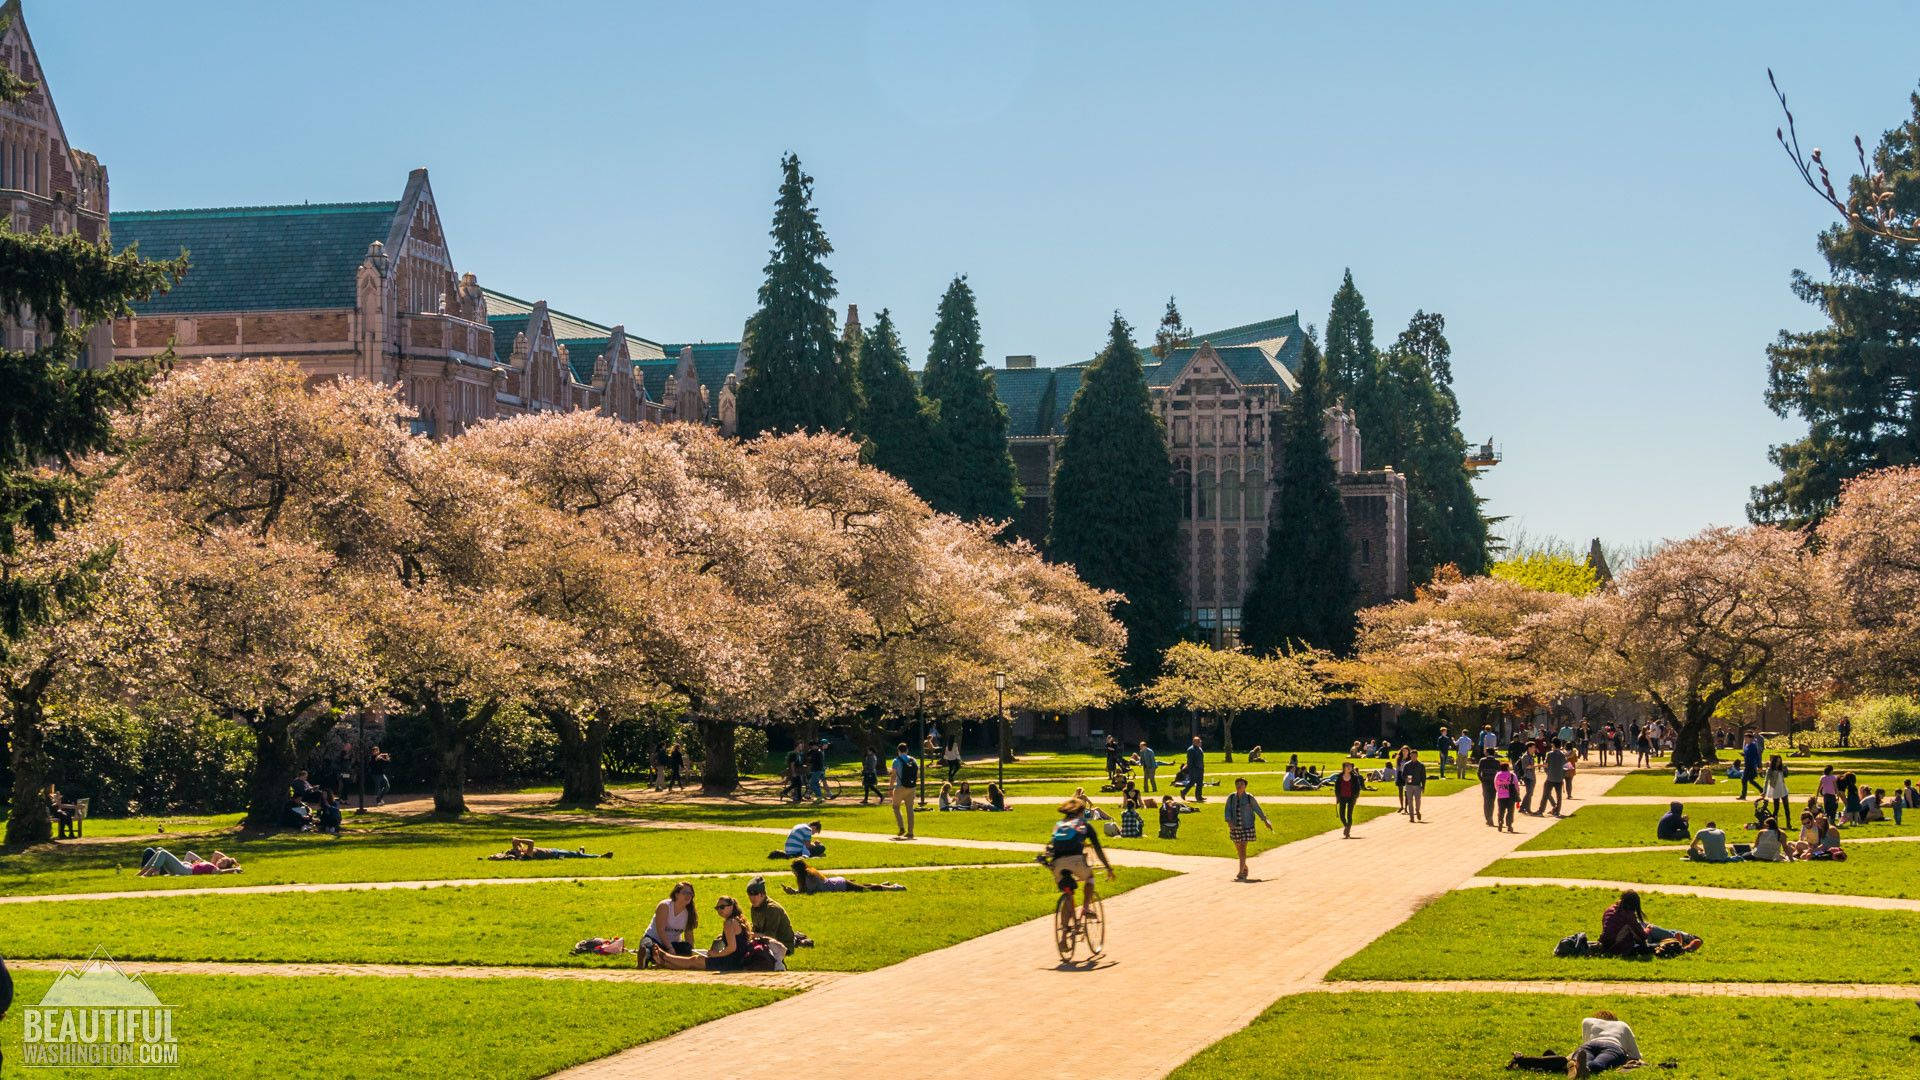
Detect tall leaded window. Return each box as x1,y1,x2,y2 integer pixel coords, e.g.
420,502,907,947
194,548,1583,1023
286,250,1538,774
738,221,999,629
1219,469,1241,521
1197,468,1217,520
1174,467,1193,520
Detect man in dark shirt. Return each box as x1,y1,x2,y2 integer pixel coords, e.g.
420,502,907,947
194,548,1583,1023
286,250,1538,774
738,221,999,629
1477,752,1502,827
1543,744,1568,816
1185,736,1207,803
804,741,827,803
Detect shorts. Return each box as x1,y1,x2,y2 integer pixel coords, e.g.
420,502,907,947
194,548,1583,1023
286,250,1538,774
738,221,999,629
1052,854,1092,885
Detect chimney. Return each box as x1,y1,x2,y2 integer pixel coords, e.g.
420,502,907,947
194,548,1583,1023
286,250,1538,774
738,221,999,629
1005,355,1037,370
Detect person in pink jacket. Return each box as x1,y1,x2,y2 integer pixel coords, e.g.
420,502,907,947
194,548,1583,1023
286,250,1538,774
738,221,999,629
1493,760,1521,832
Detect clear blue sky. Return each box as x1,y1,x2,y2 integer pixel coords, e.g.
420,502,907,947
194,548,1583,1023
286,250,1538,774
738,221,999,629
28,2,1919,548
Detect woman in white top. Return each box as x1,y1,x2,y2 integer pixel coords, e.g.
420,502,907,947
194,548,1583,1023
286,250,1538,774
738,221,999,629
1762,755,1790,824
942,740,962,782
644,881,698,958
1747,817,1790,862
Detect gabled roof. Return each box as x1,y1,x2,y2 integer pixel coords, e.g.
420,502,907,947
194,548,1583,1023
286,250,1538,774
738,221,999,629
111,201,401,314
641,343,739,408
1146,342,1296,390
995,365,1082,438
482,288,666,381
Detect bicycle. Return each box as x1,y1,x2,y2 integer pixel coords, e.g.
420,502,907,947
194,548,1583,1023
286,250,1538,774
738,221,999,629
1048,863,1105,962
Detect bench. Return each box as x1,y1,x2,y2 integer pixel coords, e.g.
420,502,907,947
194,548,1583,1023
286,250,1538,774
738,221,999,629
57,797,89,839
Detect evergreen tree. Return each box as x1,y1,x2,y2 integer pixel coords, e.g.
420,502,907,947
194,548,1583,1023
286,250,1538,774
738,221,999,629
1242,339,1358,654
1322,269,1378,399
736,153,854,437
1152,295,1191,360
1385,313,1489,580
1048,315,1182,681
1,23,185,844
1751,90,1920,526
920,276,1020,521
854,308,949,503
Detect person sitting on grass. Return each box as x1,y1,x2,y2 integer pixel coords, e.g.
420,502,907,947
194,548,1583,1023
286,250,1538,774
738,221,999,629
643,882,698,958
1860,787,1884,823
642,895,775,972
1748,817,1790,862
138,848,240,876
316,788,343,836
1506,1009,1644,1075
1247,745,1266,763
1158,793,1184,839
745,876,812,953
986,782,1008,812
1656,801,1690,841
485,837,612,860
1686,820,1731,863
285,799,315,832
938,782,954,811
768,820,826,860
1599,889,1702,955
786,858,906,894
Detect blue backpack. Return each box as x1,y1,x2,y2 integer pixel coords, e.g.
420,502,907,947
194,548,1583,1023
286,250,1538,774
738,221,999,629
1049,818,1086,855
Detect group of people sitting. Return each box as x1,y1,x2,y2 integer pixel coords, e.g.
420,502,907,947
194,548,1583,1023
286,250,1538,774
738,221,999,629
137,847,241,876
1347,739,1393,759
286,771,344,835
634,858,905,972
1659,802,1847,862
937,781,1008,811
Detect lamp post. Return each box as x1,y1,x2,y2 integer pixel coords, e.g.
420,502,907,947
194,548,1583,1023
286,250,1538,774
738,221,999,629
354,712,368,815
914,673,928,808
994,672,1008,786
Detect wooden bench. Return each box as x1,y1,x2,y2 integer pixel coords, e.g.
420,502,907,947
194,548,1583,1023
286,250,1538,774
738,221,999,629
57,797,89,839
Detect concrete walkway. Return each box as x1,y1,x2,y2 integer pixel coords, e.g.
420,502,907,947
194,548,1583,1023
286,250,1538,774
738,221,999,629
1463,876,1920,912
558,782,1546,1080
2,958,841,991
1320,978,1920,1000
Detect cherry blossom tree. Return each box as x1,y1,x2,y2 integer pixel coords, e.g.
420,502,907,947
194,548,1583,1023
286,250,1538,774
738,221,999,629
1817,466,1920,691
1139,641,1322,761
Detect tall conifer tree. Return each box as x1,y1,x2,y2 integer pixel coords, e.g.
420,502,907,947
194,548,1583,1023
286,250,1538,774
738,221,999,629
921,276,1020,521
1751,90,1920,526
1322,269,1378,399
737,153,854,437
0,21,185,844
1152,295,1191,360
1387,312,1488,579
854,308,948,503
1048,315,1182,681
1242,339,1357,654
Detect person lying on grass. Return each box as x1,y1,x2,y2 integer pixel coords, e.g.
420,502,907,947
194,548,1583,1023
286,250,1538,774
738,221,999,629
786,858,906,894
1506,1009,1644,1075
483,838,612,861
1599,889,1702,956
641,895,778,972
138,848,240,876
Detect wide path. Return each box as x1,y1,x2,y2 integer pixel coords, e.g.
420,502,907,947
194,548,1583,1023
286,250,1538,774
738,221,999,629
559,782,1545,1080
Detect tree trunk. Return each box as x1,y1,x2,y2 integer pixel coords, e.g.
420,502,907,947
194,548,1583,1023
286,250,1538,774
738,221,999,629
426,699,470,816
997,712,1015,764
550,710,609,806
1671,703,1720,769
1221,712,1236,763
5,684,52,847
245,714,298,829
699,716,738,795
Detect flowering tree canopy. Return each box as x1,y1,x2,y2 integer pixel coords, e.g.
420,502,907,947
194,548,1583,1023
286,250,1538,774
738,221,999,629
1139,640,1321,761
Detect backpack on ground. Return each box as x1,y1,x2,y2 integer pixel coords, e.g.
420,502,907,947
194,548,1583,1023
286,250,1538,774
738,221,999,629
571,936,627,956
1553,932,1589,958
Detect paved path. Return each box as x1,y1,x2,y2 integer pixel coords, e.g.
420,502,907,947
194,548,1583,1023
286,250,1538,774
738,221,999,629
1464,876,1920,912
558,783,1545,1080
2,958,840,990
1320,979,1920,1000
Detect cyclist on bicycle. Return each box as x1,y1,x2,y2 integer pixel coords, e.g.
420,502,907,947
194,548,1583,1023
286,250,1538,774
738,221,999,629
1046,797,1115,919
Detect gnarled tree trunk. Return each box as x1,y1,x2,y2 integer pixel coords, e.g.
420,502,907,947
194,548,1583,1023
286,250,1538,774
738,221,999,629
1671,702,1721,769
699,715,738,795
1220,710,1236,763
4,674,54,847
549,708,610,806
243,705,334,828
423,697,496,816
998,712,1015,764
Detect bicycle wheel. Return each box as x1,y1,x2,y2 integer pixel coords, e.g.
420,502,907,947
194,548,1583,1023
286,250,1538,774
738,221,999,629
1083,892,1105,956
1054,891,1078,962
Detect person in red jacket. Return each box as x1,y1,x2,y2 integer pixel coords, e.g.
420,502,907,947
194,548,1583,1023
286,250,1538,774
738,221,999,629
1332,761,1365,838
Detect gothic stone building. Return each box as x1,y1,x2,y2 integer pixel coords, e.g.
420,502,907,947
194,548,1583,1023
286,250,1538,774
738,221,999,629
108,169,736,435
1,0,113,367
998,314,1408,644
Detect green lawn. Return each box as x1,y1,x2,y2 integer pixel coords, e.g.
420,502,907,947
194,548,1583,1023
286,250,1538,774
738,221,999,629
1171,991,1920,1079
1485,839,1920,900
1603,768,1915,798
0,865,1173,972
562,799,1387,860
1517,802,1920,851
0,971,781,1079
1330,884,1920,984
43,812,249,838
0,813,1025,897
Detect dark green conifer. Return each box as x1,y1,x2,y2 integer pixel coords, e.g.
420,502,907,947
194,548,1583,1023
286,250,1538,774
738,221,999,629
737,153,854,437
920,276,1020,521
854,308,948,503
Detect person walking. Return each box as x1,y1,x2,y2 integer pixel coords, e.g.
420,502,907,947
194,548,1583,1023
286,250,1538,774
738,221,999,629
1403,753,1428,822
1739,733,1763,799
667,744,685,790
1838,715,1852,748
859,746,882,805
889,741,918,839
1332,761,1364,838
1138,741,1158,792
943,738,962,783
1479,724,1499,758
1454,731,1474,780
1436,727,1452,778
368,745,391,806
1543,742,1568,816
651,744,669,791
1185,735,1207,803
1224,778,1272,880
1494,760,1520,832
1516,743,1539,816
1477,750,1501,827
1818,765,1840,824
804,739,828,803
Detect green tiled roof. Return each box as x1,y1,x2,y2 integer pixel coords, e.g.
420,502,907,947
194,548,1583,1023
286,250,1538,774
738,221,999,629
642,343,740,409
487,314,529,366
559,338,610,385
1193,313,1304,376
111,202,400,315
995,366,1081,438
1144,344,1290,388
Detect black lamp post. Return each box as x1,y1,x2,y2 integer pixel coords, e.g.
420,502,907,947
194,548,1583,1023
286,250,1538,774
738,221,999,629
914,673,928,808
994,672,1008,786
354,711,368,814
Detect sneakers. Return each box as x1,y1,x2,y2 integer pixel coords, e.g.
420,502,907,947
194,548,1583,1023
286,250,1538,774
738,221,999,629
1567,1048,1591,1079
1684,936,1704,952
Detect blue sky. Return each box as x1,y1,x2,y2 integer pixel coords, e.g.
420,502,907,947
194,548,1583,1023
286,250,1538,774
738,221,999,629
27,2,1918,548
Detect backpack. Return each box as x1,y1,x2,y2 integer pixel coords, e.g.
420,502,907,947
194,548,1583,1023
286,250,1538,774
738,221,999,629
571,936,627,956
899,756,919,787
1554,932,1589,958
1049,819,1086,855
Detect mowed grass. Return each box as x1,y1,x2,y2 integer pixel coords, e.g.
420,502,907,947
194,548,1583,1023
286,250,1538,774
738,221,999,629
0,865,1174,972
1485,840,1920,901
1171,991,1920,1079
0,813,1026,897
0,971,782,1079
1603,768,1915,798
42,812,249,838
566,800,1387,860
1517,802,1920,852
1330,884,1920,984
